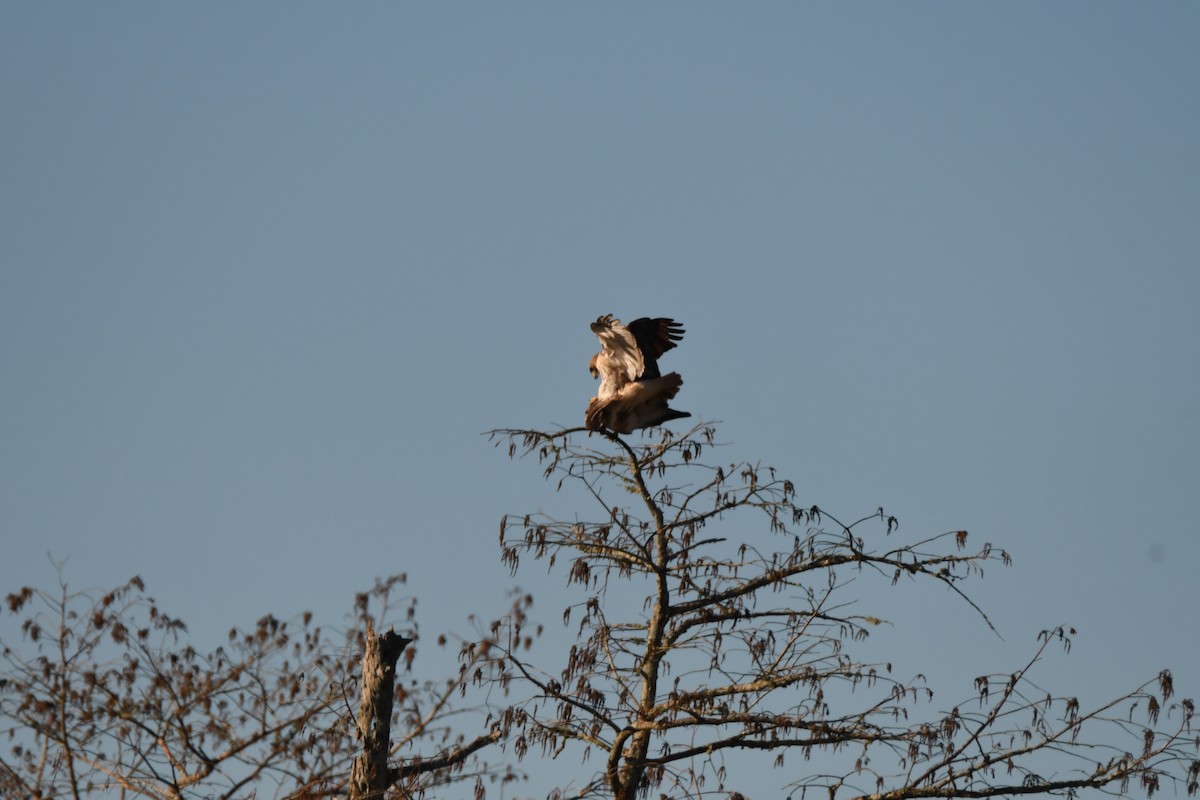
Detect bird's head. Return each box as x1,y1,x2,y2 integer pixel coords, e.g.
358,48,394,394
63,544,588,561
588,354,599,379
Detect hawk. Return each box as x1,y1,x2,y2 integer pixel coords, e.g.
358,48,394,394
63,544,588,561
585,314,691,434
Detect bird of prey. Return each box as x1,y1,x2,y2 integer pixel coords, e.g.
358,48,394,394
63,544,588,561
585,314,691,434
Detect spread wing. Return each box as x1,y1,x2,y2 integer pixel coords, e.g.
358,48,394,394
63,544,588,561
625,317,684,380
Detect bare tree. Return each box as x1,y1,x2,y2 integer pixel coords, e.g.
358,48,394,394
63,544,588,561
0,571,514,799
4,422,1195,800
487,423,1198,800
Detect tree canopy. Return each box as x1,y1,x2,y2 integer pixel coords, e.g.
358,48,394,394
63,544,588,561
0,572,513,799
484,423,1197,800
2,422,1195,799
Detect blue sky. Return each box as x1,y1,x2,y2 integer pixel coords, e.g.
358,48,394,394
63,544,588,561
2,3,1198,797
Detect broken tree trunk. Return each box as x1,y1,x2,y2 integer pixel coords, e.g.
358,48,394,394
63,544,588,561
348,619,412,800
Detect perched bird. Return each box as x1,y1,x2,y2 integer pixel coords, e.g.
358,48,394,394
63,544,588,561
586,314,690,434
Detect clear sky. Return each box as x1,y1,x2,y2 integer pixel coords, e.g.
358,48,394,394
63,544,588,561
2,3,1198,798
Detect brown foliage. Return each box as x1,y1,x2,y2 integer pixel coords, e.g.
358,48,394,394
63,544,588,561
485,423,1197,800
0,571,515,799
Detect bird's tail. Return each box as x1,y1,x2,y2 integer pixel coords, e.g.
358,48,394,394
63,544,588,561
656,408,691,424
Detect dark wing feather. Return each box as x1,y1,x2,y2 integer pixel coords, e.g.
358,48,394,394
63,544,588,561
625,317,684,380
